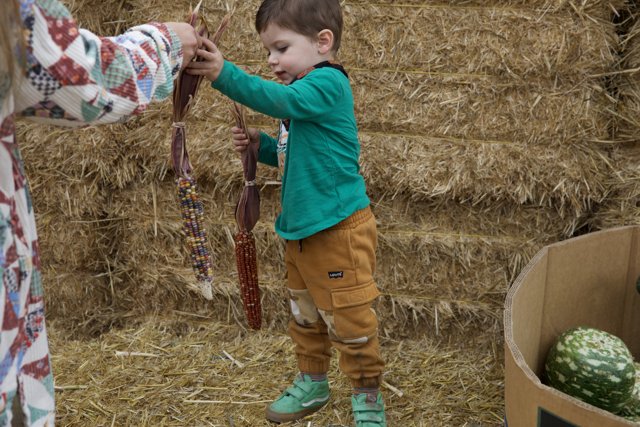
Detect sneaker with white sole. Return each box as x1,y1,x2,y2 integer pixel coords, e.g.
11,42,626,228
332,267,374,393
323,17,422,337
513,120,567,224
352,392,387,426
266,374,330,423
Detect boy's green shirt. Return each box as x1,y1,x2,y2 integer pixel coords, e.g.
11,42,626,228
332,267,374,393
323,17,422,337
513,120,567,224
212,60,370,240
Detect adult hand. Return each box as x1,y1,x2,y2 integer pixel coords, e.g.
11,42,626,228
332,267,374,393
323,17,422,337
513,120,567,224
231,126,260,153
186,38,224,82
164,22,201,68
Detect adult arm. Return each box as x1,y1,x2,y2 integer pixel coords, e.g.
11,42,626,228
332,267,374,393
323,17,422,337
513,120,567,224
14,0,187,126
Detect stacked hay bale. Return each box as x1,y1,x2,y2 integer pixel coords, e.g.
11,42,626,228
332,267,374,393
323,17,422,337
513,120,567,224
19,0,626,339
17,124,119,336
14,0,634,425
591,4,640,229
339,1,625,338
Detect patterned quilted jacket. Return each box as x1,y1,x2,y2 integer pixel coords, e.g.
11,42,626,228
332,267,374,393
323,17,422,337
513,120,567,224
0,0,183,425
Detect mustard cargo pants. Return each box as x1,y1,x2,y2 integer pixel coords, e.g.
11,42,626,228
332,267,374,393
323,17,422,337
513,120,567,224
285,207,385,388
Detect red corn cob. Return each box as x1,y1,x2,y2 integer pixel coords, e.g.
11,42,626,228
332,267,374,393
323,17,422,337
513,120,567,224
234,230,261,329
231,103,262,329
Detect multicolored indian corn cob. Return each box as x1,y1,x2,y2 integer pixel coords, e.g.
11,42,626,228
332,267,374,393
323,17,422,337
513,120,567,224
177,176,213,286
170,5,230,300
231,102,262,329
234,229,261,329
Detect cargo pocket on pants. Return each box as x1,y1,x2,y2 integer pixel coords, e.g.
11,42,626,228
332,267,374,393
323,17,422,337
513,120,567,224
330,281,380,343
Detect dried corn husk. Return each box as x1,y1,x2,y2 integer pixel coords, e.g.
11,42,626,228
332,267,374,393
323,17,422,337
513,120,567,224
231,102,261,329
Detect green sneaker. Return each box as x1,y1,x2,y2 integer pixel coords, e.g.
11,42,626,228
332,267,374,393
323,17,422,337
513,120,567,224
352,392,387,427
265,374,330,423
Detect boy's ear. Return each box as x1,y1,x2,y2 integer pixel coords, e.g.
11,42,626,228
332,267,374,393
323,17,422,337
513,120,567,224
317,29,334,54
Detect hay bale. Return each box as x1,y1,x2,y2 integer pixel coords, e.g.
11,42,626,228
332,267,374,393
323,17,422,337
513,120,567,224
38,180,566,338
352,73,614,142
343,0,625,19
25,0,624,341
17,118,150,194
83,180,288,331
371,198,570,337
42,269,115,337
17,98,273,190
36,214,114,272
593,9,640,229
374,198,569,293
341,3,621,79
589,142,640,229
360,133,613,218
614,15,640,143
191,1,623,78
37,0,621,212
20,83,615,223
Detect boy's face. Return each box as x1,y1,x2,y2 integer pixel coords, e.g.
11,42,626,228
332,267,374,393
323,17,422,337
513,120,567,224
260,24,329,84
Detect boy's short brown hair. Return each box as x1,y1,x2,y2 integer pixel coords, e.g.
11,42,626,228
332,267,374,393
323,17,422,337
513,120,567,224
255,0,343,53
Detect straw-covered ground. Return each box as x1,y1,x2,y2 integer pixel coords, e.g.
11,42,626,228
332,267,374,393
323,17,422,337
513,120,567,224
13,0,640,425
48,316,503,426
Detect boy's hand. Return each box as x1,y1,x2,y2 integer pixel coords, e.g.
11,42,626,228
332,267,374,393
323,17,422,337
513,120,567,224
186,38,224,81
232,126,260,153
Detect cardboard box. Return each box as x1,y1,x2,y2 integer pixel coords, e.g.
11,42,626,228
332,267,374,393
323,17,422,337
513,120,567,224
504,225,640,427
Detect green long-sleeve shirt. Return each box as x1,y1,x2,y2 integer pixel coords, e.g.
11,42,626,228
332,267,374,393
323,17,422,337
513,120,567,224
212,60,369,240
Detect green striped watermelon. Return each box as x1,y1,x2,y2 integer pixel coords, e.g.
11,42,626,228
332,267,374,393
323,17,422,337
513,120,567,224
543,326,635,413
